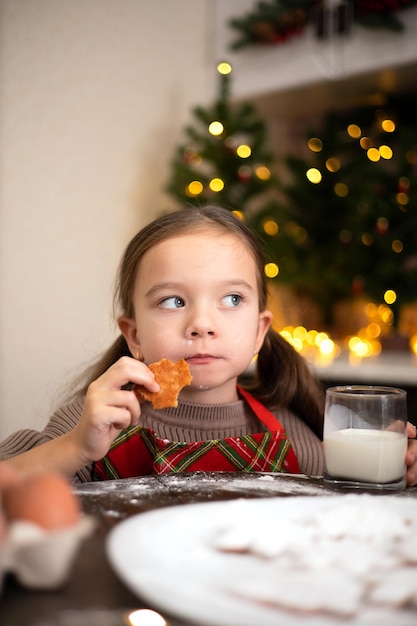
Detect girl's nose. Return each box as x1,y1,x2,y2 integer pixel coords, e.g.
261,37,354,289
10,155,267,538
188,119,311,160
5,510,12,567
185,315,216,339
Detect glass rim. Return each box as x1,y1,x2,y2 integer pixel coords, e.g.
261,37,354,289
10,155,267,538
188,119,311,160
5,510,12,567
326,385,406,398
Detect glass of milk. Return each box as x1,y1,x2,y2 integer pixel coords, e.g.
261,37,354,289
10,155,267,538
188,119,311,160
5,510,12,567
323,385,407,491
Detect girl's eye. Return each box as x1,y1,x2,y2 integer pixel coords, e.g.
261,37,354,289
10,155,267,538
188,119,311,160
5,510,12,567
159,296,185,309
221,294,242,307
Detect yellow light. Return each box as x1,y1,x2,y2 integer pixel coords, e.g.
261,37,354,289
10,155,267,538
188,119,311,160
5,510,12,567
306,330,318,345
392,239,403,253
361,233,373,246
367,148,380,162
347,124,361,138
263,219,279,236
384,289,397,305
315,331,329,347
186,180,203,196
325,157,340,172
360,137,372,149
378,304,394,324
319,338,335,355
366,322,381,338
348,336,373,358
293,326,307,341
217,62,232,75
410,334,417,356
307,138,323,152
208,121,224,136
379,145,393,159
306,168,322,184
365,302,378,318
127,608,167,626
264,262,279,278
381,119,395,132
334,182,348,197
209,177,224,192
232,210,243,220
255,165,271,180
396,192,409,205
236,144,251,158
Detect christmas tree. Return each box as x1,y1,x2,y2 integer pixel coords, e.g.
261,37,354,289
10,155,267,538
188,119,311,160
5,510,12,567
166,63,279,217
166,64,417,339
258,96,417,328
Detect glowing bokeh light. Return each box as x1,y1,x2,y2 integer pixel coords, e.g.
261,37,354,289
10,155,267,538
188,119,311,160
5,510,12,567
236,144,251,158
361,233,373,246
306,168,322,183
217,61,232,75
325,157,340,172
307,138,323,152
208,121,224,136
384,289,397,305
264,262,279,278
360,137,372,149
209,177,224,192
347,124,361,138
367,148,380,162
396,192,409,205
379,145,393,159
381,119,395,132
127,609,167,626
263,219,279,236
392,239,403,253
186,181,203,196
255,165,271,180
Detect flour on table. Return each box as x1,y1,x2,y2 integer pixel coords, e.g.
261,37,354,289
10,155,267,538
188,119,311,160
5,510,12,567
211,495,417,620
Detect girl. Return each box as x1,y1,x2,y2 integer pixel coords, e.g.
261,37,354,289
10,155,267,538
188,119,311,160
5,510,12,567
1,206,416,483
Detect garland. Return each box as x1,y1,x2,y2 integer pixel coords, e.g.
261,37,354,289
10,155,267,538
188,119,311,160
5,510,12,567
228,0,417,50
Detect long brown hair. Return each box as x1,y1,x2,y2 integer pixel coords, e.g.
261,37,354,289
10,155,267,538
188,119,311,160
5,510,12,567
76,205,324,437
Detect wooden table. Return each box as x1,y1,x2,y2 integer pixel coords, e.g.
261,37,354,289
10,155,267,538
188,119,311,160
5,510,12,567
1,472,417,626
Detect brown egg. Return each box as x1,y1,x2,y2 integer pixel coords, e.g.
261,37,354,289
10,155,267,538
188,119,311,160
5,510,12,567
2,472,81,530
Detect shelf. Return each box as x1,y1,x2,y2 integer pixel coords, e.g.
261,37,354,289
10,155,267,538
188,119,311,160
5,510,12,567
214,0,417,108
313,351,417,388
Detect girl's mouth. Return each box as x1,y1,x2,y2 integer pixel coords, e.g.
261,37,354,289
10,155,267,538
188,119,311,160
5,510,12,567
186,354,218,365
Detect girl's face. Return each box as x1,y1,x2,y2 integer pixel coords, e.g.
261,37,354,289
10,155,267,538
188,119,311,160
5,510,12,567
119,229,272,404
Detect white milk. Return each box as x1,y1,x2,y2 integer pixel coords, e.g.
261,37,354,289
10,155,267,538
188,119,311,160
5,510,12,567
324,428,407,483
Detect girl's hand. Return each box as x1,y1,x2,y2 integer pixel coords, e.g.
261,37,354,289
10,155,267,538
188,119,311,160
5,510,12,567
70,357,159,466
406,422,417,486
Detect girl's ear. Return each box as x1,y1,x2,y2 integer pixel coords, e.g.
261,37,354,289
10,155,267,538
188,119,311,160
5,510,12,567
254,309,273,354
118,316,142,359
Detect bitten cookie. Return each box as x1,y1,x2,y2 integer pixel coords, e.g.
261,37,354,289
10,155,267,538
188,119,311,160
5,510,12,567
133,358,192,409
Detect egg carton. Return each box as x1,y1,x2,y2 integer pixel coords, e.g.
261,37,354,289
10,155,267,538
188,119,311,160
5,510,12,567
0,516,94,594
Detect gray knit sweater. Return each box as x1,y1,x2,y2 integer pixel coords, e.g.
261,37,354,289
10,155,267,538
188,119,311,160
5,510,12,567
0,395,323,483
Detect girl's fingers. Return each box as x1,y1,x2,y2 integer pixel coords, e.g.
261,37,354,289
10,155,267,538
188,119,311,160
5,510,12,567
406,421,417,439
85,389,141,426
91,356,160,394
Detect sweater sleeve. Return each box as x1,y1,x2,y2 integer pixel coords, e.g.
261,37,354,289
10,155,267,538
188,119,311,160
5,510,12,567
277,408,324,477
0,395,93,483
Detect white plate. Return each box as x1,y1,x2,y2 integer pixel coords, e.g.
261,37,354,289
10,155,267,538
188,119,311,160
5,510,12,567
106,495,417,626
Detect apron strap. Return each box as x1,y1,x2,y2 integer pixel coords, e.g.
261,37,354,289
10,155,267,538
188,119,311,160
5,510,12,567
237,385,282,432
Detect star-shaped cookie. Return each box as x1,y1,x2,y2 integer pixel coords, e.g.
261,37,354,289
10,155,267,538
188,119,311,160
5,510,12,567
133,358,192,409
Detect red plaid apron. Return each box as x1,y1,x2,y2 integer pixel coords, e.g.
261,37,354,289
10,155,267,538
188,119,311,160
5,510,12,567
93,387,300,480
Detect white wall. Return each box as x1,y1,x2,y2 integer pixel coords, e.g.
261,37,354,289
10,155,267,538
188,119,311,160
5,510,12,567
0,0,213,439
